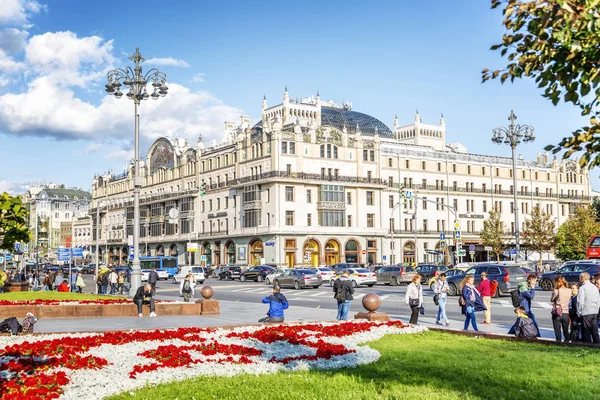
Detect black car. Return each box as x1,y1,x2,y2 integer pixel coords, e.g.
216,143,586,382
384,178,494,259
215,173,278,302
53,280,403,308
218,266,242,281
240,265,275,282
415,264,449,285
538,261,600,291
445,264,527,297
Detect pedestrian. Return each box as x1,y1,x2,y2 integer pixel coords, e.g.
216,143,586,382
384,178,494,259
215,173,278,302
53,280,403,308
576,271,600,343
404,274,423,325
333,270,355,320
513,306,538,339
476,272,492,324
108,269,118,295
27,273,33,291
569,283,582,342
53,273,62,291
148,268,159,293
101,269,110,295
75,272,86,293
133,283,157,317
179,274,195,302
460,275,486,332
47,270,55,291
43,273,50,291
57,279,70,292
433,273,450,326
96,273,103,294
117,272,125,294
259,285,288,323
550,276,571,343
509,274,540,336
70,270,77,292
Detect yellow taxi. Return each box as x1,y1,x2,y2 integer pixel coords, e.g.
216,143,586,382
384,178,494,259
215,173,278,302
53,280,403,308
329,268,377,288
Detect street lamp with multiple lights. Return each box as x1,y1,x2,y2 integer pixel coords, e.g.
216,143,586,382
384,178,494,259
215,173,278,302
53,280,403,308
105,48,169,296
491,110,535,259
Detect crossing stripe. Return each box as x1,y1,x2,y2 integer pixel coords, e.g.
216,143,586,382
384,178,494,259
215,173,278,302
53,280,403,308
498,300,513,308
308,291,333,297
537,302,552,309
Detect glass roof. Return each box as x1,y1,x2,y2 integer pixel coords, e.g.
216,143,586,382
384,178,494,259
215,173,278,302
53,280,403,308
320,106,393,137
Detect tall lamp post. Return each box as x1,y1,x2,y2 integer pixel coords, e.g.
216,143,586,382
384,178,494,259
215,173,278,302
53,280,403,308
491,110,535,259
105,48,169,296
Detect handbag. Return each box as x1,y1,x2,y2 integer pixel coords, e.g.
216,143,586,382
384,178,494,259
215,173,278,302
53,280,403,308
409,298,419,307
419,306,425,315
551,290,562,317
433,294,439,306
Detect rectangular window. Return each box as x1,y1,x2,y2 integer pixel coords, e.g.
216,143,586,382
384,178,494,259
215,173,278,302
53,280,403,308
423,219,428,232
496,168,500,176
347,192,352,205
388,158,393,167
367,171,372,181
422,161,426,170
389,195,394,208
243,210,261,228
209,199,213,211
453,199,458,211
483,200,487,212
285,211,294,226
285,186,294,202
347,215,352,227
319,185,345,202
286,164,292,174
319,210,345,227
405,160,410,169
467,165,471,174
422,179,427,188
366,191,374,206
422,197,427,210
363,150,368,161
216,198,220,210
389,176,394,187
289,142,295,155
367,213,375,228
225,197,229,209
370,150,375,162
453,181,457,191
452,164,456,173
281,141,287,154
307,213,312,226
307,190,312,203
437,162,441,172
482,167,486,175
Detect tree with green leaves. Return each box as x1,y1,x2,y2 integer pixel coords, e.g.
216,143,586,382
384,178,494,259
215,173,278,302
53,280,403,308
522,204,556,269
483,0,600,168
591,196,600,221
555,205,600,260
480,207,506,261
0,192,31,251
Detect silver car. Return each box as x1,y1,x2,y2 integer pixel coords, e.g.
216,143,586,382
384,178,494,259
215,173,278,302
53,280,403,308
376,265,416,285
273,269,323,290
265,268,288,285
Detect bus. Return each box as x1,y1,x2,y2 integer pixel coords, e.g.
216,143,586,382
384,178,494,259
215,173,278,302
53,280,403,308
586,236,600,259
139,256,178,277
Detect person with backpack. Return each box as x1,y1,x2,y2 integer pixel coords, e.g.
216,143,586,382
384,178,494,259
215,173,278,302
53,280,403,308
259,286,288,323
513,306,538,339
404,274,423,325
179,274,195,302
476,272,492,324
551,276,571,342
460,275,486,331
333,270,355,320
508,274,540,336
433,273,450,326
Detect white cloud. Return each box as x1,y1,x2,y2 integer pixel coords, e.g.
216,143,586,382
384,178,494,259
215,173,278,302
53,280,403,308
105,148,133,161
0,28,29,55
191,73,205,83
0,48,25,73
0,0,46,26
145,57,190,68
0,179,30,195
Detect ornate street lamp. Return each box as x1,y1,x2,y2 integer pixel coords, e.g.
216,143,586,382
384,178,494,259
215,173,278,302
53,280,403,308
491,110,535,259
105,48,168,296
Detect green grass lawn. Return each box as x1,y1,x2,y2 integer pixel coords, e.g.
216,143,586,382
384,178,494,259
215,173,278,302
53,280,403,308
0,291,111,301
109,331,600,400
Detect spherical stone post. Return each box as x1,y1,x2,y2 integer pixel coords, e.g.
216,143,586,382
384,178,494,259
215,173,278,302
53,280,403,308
354,293,390,322
201,286,214,299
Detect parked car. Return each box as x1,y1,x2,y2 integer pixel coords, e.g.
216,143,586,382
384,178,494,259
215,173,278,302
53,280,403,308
330,268,377,288
81,265,95,274
521,267,540,280
265,268,288,285
376,265,416,286
415,264,449,284
330,263,361,273
309,267,335,282
538,261,600,291
446,264,527,297
172,266,206,284
273,269,322,289
427,268,465,289
141,269,150,282
218,266,242,281
240,265,275,282
155,269,169,280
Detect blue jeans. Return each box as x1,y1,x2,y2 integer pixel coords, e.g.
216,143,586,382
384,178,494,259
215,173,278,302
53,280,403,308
464,306,478,331
337,301,351,320
437,297,448,323
110,283,117,294
102,285,108,295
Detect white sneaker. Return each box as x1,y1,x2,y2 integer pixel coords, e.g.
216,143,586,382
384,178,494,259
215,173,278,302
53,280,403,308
149,312,157,318
138,313,143,318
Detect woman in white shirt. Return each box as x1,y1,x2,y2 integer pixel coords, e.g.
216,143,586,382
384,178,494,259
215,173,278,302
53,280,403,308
405,274,423,325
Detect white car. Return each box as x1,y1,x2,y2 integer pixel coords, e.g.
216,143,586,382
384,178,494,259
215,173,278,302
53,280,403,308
310,267,335,282
330,268,377,288
173,266,206,284
140,269,168,282
265,268,288,285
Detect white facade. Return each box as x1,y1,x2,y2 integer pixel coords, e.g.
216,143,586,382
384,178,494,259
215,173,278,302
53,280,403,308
91,90,591,267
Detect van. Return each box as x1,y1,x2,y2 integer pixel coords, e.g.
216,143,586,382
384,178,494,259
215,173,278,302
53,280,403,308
173,266,206,284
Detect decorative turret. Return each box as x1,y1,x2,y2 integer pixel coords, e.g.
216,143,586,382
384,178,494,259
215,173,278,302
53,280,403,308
196,134,205,151
440,113,445,126
393,114,399,129
262,94,267,110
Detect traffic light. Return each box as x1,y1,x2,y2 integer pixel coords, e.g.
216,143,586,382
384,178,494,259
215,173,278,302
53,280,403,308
201,182,206,196
400,186,405,199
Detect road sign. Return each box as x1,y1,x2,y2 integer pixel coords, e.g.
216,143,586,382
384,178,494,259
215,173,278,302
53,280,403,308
469,245,475,251
454,230,461,239
129,246,134,260
405,190,413,199
457,249,466,256
0,257,3,263
72,248,83,257
201,255,207,261
187,243,198,253
168,208,179,219
24,244,29,253
439,233,446,240
14,243,20,252
469,250,475,255
58,248,71,262
383,255,387,260
361,250,366,255
5,254,11,261
265,241,275,247
454,221,460,230
440,240,446,249
484,246,493,251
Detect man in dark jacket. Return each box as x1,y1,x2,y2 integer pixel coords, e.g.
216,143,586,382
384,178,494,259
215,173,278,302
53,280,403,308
333,270,355,320
101,270,110,295
259,286,288,323
133,284,157,317
148,268,159,293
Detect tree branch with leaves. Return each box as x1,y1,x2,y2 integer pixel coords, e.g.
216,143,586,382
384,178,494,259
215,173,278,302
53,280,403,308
555,205,600,260
522,204,556,269
480,207,507,261
483,0,600,168
0,192,31,251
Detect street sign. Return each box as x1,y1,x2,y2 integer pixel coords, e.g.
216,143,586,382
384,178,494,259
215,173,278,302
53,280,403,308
439,233,446,240
0,257,3,263
129,246,134,260
5,254,11,261
187,243,198,253
201,255,207,261
484,246,493,251
23,244,29,253
454,221,460,230
454,230,461,239
457,249,466,256
72,248,83,257
58,248,71,262
265,241,275,247
361,250,366,255
469,250,475,255
14,243,20,252
405,190,413,199
469,245,475,251
382,255,387,260
440,240,446,249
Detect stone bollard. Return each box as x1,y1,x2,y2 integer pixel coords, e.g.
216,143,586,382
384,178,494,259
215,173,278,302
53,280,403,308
354,293,390,321
195,286,220,315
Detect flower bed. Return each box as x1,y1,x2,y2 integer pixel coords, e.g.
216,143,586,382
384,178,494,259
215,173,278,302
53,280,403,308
0,321,425,399
0,299,134,306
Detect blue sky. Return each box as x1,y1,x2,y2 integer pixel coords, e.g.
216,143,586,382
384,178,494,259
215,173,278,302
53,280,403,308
0,0,593,194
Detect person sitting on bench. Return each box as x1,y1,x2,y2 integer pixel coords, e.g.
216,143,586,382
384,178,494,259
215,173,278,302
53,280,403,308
133,284,157,318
